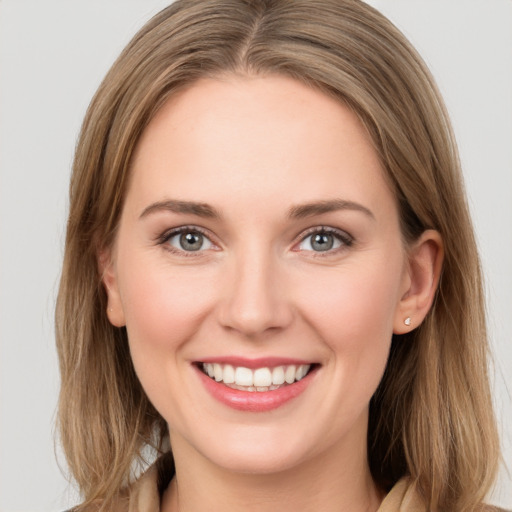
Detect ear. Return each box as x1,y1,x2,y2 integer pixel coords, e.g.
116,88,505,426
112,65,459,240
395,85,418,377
393,230,444,334
98,248,126,327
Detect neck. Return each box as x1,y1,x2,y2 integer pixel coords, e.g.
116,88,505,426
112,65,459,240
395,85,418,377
161,420,383,512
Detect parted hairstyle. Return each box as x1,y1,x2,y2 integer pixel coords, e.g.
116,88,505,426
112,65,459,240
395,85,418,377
56,0,500,510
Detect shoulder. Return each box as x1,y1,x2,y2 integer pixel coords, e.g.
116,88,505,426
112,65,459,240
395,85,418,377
378,478,425,512
60,494,129,512
61,453,174,512
378,479,511,512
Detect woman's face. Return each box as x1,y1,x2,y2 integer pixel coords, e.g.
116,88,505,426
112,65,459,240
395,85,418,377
104,75,412,474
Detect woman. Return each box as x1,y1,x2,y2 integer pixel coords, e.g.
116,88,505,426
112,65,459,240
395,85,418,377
56,1,502,510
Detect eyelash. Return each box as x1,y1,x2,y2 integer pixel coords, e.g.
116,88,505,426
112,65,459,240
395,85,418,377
158,226,216,257
157,225,354,256
294,226,354,255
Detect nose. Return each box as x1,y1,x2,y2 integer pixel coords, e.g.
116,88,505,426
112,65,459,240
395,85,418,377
217,249,294,337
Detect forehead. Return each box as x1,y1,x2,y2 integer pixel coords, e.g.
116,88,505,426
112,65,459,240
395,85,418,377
127,75,395,219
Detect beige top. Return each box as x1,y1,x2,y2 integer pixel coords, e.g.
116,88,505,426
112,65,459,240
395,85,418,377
122,461,426,512
78,453,509,512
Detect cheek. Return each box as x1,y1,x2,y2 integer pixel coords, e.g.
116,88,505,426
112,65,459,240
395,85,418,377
118,256,216,365
300,264,400,336
117,259,220,421
295,259,403,381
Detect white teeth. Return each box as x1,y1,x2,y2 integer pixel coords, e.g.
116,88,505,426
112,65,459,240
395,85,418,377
214,363,223,382
223,364,235,384
272,366,285,385
296,365,307,381
285,365,296,384
253,368,272,387
201,363,311,390
235,367,253,387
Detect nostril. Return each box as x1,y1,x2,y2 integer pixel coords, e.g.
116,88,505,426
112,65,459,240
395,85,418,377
216,261,294,336
217,295,294,337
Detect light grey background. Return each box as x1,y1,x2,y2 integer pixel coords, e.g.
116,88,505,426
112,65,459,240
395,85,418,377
0,1,510,510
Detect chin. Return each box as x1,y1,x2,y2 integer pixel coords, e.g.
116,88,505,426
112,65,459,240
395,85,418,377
176,421,326,476
204,445,308,475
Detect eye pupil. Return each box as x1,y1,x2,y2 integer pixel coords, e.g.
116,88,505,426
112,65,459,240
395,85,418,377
180,232,203,251
311,233,334,251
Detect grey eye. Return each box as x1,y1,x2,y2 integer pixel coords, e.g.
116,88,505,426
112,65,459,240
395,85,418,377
168,231,213,252
311,233,334,251
298,231,344,252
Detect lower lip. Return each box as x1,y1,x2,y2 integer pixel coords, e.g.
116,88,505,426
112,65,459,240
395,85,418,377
195,366,315,412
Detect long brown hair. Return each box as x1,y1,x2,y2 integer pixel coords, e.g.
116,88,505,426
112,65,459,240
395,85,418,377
56,1,500,510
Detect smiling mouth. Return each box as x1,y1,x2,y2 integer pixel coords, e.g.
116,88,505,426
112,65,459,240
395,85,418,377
199,363,313,392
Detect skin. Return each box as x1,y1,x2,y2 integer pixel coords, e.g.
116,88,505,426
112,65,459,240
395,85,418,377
102,75,443,512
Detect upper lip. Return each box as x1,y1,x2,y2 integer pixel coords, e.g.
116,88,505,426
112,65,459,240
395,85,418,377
196,356,316,369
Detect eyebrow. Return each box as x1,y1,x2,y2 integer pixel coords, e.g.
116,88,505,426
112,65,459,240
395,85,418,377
288,199,375,220
139,198,374,221
139,199,221,219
